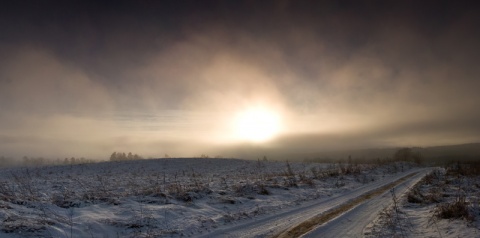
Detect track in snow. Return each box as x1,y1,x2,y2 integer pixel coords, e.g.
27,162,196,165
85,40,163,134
301,169,429,238
197,168,429,238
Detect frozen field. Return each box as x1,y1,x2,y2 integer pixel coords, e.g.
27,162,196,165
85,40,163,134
365,164,480,238
0,158,476,237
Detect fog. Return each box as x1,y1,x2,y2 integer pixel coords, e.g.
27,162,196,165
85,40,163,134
1,1,479,159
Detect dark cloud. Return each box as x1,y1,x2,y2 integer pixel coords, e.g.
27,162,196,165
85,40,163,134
1,0,479,159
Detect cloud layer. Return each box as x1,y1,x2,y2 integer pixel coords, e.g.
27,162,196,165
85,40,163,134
1,1,479,159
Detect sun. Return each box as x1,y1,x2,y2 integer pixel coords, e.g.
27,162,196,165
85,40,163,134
232,107,281,143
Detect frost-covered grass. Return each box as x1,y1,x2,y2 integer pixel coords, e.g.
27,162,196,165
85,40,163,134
366,163,480,238
0,158,413,237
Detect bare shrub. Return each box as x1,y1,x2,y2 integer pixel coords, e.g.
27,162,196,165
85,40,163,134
10,170,40,202
2,215,54,234
327,170,340,177
0,181,15,202
51,191,79,208
344,163,361,175
407,188,425,204
335,177,345,188
407,186,442,205
300,176,315,187
435,195,473,221
423,169,442,184
310,167,321,179
375,189,411,237
166,183,189,201
407,169,445,205
257,183,270,195
283,176,298,188
285,161,295,177
446,162,480,177
233,183,270,196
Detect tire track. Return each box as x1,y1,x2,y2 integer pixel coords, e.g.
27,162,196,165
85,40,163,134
273,172,419,238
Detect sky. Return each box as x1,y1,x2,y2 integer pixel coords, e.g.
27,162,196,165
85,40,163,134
1,0,480,160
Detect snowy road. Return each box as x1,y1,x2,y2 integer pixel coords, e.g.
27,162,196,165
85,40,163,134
197,168,429,238
302,169,429,238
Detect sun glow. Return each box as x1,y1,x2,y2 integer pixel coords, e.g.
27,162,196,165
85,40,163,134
232,107,281,143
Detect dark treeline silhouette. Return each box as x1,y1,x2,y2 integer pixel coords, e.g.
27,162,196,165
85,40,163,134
0,156,96,168
109,152,143,161
393,148,422,164
302,143,480,166
303,156,391,164
0,156,18,167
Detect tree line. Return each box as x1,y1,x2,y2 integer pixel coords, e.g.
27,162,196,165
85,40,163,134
109,152,143,161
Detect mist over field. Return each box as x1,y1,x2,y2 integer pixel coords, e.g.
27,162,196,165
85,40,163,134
1,1,480,161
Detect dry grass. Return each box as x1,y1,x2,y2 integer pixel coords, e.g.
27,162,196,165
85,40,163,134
435,195,473,221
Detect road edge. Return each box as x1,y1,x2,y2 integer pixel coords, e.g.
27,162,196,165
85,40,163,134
272,171,420,238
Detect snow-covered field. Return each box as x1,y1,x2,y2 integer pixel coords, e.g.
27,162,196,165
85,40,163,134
365,164,480,238
301,168,429,238
0,158,474,238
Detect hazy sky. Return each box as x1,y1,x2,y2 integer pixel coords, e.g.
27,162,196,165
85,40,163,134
1,0,480,159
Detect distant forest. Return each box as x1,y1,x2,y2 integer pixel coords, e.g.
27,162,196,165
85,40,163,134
1,143,480,168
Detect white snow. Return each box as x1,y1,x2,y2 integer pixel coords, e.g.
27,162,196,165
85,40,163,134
303,169,430,238
365,166,480,238
0,158,476,238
